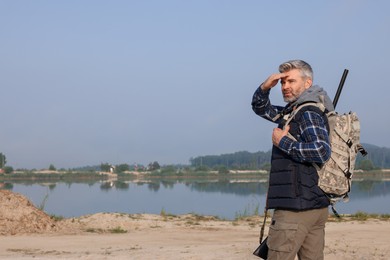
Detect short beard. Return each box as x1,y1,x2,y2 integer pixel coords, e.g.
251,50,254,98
283,96,298,103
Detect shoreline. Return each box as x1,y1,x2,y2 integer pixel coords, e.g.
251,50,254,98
0,213,389,260
2,168,390,181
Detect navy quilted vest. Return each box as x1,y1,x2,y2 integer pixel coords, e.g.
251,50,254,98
267,105,330,210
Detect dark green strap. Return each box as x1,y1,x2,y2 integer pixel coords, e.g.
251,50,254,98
331,204,341,218
259,208,268,243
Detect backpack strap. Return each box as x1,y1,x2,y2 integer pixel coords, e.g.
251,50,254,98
281,102,326,142
282,102,326,127
270,106,294,123
334,124,353,147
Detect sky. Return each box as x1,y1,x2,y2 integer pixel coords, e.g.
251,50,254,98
1,0,389,169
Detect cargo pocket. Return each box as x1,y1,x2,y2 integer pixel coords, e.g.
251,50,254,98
267,221,298,253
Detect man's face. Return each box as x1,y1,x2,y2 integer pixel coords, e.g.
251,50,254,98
280,69,312,103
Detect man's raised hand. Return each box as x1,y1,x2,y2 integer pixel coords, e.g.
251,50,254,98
262,73,287,91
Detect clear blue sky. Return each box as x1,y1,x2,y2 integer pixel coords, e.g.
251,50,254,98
1,0,389,169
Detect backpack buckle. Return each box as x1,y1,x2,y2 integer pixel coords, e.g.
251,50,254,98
343,169,352,179
346,139,353,148
357,145,368,156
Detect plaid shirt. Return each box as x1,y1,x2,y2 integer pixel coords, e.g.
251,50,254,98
252,86,331,164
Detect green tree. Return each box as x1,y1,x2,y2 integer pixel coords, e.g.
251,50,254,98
100,163,111,172
260,163,271,172
190,150,272,170
115,164,130,173
195,165,210,172
49,164,56,171
148,161,160,171
4,166,13,174
0,153,6,169
161,165,176,174
217,166,229,174
358,159,375,171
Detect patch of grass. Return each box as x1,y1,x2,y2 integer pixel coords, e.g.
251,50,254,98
160,208,176,220
231,221,239,226
248,221,257,228
234,210,248,221
350,211,382,221
328,212,390,222
38,192,49,211
190,213,220,221
109,226,127,234
234,203,262,221
50,214,64,221
185,220,200,226
127,214,141,220
85,228,103,233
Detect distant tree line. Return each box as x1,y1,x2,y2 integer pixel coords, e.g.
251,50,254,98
99,161,161,173
190,151,272,170
1,143,390,174
190,144,390,170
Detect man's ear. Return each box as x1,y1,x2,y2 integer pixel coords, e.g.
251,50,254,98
304,77,312,89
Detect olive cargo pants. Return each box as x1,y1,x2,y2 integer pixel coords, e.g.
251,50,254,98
267,207,328,260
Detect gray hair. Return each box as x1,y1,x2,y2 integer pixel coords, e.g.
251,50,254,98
279,60,313,80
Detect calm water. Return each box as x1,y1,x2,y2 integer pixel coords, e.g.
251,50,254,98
5,179,390,220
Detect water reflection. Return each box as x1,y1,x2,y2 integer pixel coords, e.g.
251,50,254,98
0,182,13,190
187,180,268,196
1,179,390,197
93,179,270,196
90,179,390,200
4,179,390,199
352,180,390,198
100,181,129,190
3,179,390,219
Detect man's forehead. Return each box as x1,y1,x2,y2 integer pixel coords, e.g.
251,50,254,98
282,69,301,79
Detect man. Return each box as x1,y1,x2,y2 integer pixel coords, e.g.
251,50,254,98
251,60,334,260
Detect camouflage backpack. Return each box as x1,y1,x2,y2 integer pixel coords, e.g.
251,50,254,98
283,101,367,214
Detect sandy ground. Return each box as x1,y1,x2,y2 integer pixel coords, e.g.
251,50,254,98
1,190,389,260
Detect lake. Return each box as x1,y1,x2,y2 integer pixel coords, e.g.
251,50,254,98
5,179,390,220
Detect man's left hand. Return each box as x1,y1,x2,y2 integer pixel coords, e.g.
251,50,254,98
272,125,290,146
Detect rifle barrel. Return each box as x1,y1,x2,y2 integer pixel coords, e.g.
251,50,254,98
333,69,349,109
